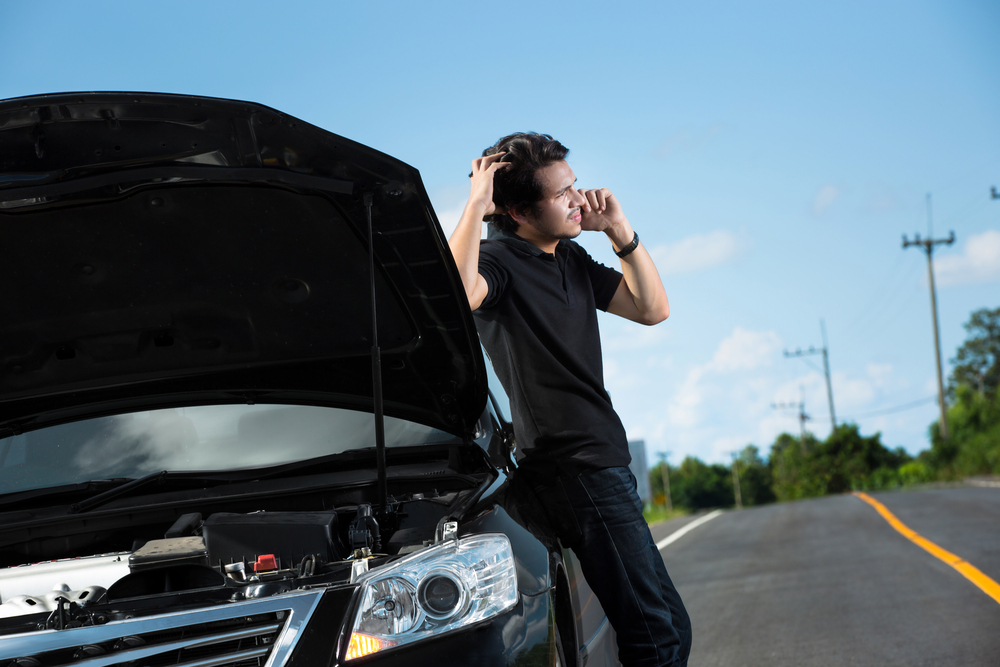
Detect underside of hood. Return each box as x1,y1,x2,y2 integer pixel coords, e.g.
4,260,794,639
0,92,486,437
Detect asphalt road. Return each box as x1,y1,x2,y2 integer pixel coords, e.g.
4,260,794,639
651,486,1000,666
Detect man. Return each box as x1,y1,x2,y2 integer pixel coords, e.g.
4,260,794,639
447,133,691,667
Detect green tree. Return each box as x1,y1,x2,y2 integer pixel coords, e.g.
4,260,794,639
734,445,776,506
928,384,1000,477
769,432,825,501
649,448,776,511
926,306,1000,479
949,307,1000,397
822,424,909,492
769,425,909,499
670,456,732,509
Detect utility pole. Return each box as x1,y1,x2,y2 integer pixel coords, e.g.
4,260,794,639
819,320,836,430
903,193,954,440
727,451,743,509
784,320,836,432
657,452,672,514
772,388,810,455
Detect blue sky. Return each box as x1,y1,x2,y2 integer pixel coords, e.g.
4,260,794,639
3,1,998,466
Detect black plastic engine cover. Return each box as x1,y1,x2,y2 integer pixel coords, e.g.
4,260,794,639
202,511,343,569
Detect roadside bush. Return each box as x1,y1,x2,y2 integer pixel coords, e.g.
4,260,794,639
649,445,774,511
898,460,935,485
928,384,1000,477
863,466,900,490
671,456,732,509
770,424,910,499
734,445,776,506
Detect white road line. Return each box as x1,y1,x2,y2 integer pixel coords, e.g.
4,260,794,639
968,480,1000,488
656,509,723,550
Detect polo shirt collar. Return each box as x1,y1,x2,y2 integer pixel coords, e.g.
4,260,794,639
486,223,552,257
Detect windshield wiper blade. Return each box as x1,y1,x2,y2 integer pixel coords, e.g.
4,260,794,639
0,479,126,509
69,470,166,514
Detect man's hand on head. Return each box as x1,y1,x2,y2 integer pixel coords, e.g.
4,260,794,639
579,188,634,250
468,152,510,216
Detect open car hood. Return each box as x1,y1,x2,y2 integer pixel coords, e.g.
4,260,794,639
0,92,487,437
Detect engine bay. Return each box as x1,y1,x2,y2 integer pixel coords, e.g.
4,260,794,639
0,474,483,637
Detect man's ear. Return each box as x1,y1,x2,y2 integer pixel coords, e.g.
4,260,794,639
507,206,531,227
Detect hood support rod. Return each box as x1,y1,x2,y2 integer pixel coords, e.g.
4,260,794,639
364,192,389,523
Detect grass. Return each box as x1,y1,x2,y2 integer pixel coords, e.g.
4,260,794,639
643,505,690,526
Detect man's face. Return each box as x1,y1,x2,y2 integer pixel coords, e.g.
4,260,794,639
517,160,586,243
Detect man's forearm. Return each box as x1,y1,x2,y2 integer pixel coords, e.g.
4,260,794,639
607,220,670,324
448,201,489,309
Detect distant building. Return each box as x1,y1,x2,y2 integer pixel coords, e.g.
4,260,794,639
628,440,651,504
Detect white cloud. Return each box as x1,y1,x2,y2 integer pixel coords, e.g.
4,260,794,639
867,363,893,388
935,229,1000,286
832,372,875,408
710,327,781,372
603,324,669,352
664,327,780,430
812,184,839,215
772,372,824,406
649,230,745,276
667,366,707,428
709,435,752,461
648,324,898,462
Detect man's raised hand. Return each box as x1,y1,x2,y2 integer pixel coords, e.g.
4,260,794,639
578,187,626,232
468,152,510,216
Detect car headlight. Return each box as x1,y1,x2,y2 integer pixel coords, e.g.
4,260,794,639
345,533,518,660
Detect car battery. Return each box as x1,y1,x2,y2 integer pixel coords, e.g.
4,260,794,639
202,511,343,570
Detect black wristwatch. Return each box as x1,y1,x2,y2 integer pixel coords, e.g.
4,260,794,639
615,231,640,258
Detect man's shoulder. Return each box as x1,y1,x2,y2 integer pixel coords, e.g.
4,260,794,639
479,236,538,263
478,238,515,262
479,237,508,252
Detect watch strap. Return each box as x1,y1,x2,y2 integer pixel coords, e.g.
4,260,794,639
615,231,640,258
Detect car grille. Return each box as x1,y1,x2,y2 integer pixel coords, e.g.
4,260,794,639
0,589,325,667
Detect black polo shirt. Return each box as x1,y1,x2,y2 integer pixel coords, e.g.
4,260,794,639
474,225,631,476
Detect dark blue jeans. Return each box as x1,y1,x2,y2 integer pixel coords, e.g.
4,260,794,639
531,466,691,667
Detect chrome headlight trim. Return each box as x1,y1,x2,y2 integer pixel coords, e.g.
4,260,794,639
345,533,518,659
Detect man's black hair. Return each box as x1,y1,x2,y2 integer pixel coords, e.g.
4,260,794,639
480,132,569,234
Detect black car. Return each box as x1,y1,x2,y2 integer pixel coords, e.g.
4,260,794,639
0,93,619,666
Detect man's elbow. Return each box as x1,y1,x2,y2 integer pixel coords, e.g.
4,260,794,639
639,303,669,326
465,279,488,312
467,292,484,312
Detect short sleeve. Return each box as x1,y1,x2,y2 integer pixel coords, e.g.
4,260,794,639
577,245,623,312
477,241,511,310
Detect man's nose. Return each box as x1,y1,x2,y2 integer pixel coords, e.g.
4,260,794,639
568,188,586,207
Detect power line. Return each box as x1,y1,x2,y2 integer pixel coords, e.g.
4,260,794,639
902,193,954,441
835,251,907,342
813,395,938,422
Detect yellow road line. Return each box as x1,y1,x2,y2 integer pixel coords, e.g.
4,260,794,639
854,491,1000,605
